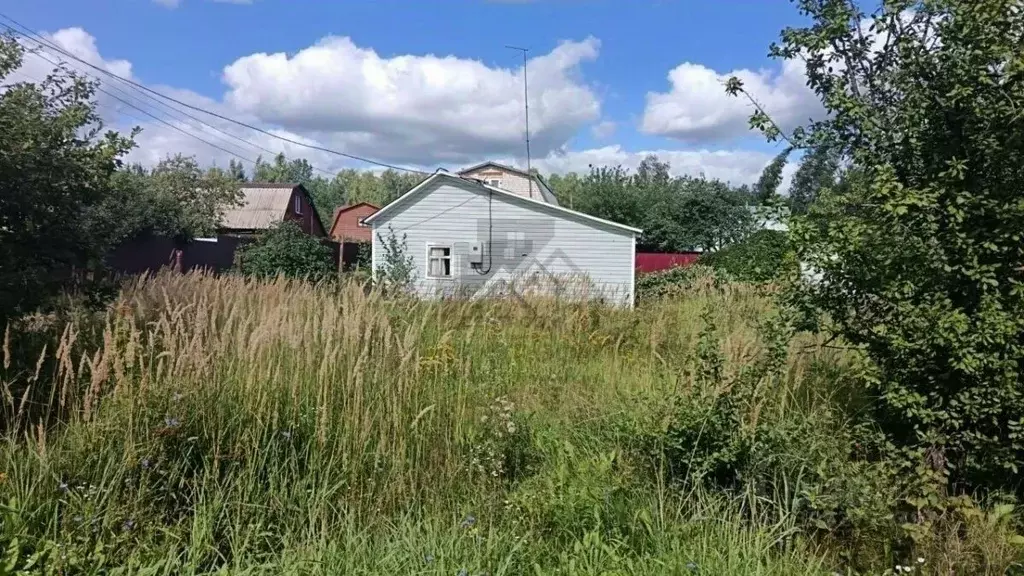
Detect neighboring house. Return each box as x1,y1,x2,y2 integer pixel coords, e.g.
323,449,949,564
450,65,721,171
219,183,327,237
364,173,640,307
328,202,379,243
458,161,560,205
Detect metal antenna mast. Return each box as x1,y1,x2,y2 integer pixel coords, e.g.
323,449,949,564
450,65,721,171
506,45,532,196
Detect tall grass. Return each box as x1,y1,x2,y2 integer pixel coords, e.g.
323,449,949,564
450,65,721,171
0,272,868,573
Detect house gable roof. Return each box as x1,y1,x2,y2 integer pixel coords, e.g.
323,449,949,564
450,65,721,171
363,173,641,235
329,202,379,237
220,183,326,234
457,161,560,205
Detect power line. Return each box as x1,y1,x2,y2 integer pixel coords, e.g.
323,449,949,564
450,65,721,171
8,24,339,176
0,13,430,176
25,48,262,166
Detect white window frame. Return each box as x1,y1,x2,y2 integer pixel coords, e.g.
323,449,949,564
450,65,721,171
293,194,303,215
425,244,454,280
357,217,369,228
488,178,502,188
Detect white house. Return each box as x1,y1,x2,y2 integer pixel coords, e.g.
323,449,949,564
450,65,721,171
364,172,640,306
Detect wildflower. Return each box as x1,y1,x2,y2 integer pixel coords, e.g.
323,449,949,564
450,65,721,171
164,416,180,428
424,554,435,564
58,481,69,493
917,557,925,564
460,514,476,529
140,457,152,469
686,561,699,573
281,430,292,440
171,392,183,402
457,569,469,576
122,519,135,532
72,515,83,524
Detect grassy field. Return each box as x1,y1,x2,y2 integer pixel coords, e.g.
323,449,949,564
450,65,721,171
0,272,1018,574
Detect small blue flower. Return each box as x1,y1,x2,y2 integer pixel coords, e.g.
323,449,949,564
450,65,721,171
460,514,476,529
164,416,180,428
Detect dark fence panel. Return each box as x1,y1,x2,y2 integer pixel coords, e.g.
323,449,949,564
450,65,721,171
108,234,343,276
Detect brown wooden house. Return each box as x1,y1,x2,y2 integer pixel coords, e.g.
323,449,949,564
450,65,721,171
219,183,327,237
328,202,378,243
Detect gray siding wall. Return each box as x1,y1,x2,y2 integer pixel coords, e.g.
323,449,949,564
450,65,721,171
371,179,634,306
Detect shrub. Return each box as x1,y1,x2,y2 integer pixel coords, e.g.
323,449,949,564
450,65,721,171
635,264,731,301
374,225,416,292
233,221,334,281
698,229,794,283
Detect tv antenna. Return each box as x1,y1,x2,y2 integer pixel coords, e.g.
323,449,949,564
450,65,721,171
506,45,532,196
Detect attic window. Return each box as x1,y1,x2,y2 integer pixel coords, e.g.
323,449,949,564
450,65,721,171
488,178,501,188
357,217,369,228
293,195,303,215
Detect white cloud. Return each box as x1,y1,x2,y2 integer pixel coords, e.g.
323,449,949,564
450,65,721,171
590,120,616,140
10,26,797,193
641,58,824,144
220,36,601,165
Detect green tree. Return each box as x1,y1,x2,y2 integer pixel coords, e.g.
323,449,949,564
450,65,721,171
789,146,838,215
227,158,247,182
753,148,792,202
0,37,135,322
94,158,240,254
729,0,1024,492
253,153,314,184
234,221,334,281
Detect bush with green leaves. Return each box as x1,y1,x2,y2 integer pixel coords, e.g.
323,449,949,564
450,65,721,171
374,226,416,293
234,221,335,281
698,229,795,283
635,264,733,301
729,0,1024,495
0,37,134,324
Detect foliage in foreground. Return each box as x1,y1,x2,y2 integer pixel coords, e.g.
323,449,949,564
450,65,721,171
730,0,1024,496
233,221,335,281
699,229,795,283
1,274,1021,574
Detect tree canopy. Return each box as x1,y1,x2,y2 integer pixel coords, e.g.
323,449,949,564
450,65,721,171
729,0,1024,493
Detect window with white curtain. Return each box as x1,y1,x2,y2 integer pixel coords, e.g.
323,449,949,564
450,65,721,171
427,245,453,278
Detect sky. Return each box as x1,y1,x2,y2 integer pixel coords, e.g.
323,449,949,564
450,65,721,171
4,0,824,188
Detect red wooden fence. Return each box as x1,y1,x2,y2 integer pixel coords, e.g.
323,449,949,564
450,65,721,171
635,252,701,274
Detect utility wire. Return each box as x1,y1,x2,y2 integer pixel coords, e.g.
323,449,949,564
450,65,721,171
0,13,430,176
25,48,262,166
10,26,339,176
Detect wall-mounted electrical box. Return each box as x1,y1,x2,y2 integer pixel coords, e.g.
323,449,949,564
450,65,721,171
468,242,484,265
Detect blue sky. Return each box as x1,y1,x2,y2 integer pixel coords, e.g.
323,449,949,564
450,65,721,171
6,0,819,185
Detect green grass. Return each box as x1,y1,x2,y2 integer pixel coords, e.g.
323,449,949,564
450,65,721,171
0,272,1015,574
